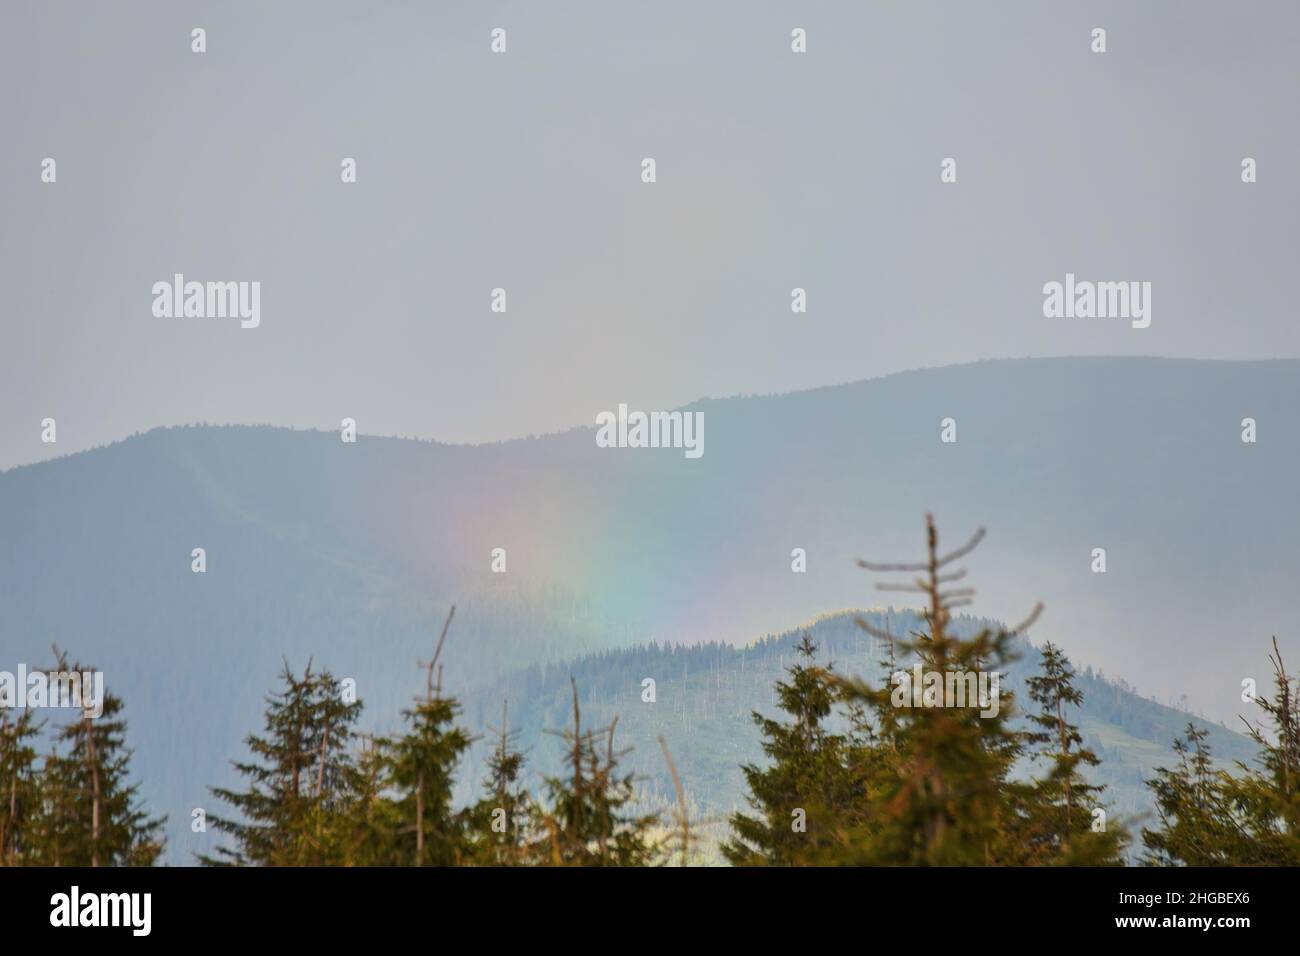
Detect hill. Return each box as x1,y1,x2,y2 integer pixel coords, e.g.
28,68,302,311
456,609,1260,863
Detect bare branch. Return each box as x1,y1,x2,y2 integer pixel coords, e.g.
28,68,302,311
420,604,456,702
1005,602,1045,636
859,527,985,572
934,526,986,568
658,736,690,867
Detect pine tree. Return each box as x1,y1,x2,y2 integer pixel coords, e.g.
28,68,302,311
1023,642,1126,864
30,655,165,867
385,605,473,866
722,634,860,865
529,679,660,866
201,659,361,866
0,709,42,865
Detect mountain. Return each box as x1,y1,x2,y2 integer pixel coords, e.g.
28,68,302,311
1,355,1295,861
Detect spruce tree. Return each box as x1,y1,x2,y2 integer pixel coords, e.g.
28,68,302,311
1228,636,1300,863
1144,637,1300,865
0,709,42,865
722,635,860,865
529,679,660,866
832,515,1040,865
1023,641,1126,864
31,656,165,867
467,700,531,865
386,693,472,865
1142,724,1241,865
201,659,361,866
385,605,473,866
340,734,400,867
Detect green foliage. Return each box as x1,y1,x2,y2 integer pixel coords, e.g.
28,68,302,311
1143,724,1244,864
200,660,362,866
528,680,661,866
821,518,1035,865
339,735,401,867
1023,642,1127,864
384,692,473,866
1143,637,1300,865
724,516,1127,867
32,672,166,867
466,703,531,865
1229,638,1300,863
0,709,42,865
375,606,475,866
722,635,865,865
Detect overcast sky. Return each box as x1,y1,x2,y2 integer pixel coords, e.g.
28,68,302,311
3,0,1298,471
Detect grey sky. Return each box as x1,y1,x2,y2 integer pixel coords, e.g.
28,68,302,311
3,0,1298,471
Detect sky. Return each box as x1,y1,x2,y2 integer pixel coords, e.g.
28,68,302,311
2,0,1299,471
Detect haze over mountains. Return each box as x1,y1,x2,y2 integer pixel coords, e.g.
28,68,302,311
1,355,1295,860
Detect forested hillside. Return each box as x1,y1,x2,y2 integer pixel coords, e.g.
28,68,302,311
456,609,1259,860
